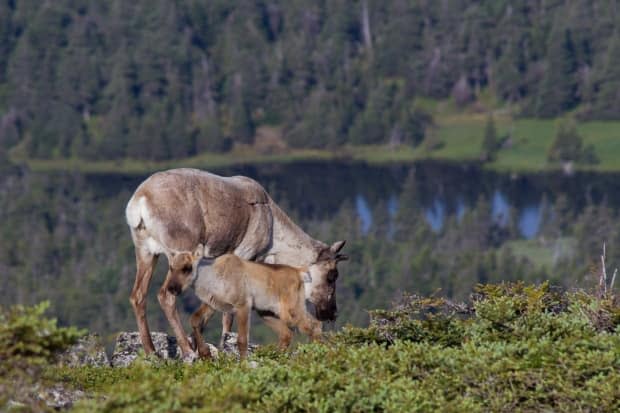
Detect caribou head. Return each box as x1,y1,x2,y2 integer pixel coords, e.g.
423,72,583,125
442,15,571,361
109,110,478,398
305,240,348,322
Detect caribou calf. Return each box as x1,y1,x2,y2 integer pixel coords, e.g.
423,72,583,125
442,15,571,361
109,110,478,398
168,246,323,359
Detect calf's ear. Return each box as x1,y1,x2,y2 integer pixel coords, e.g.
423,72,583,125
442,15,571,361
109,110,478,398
336,253,348,262
330,240,346,254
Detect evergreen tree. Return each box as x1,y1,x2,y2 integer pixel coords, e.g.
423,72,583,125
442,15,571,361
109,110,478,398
547,119,598,164
592,30,620,119
481,114,499,161
534,27,578,117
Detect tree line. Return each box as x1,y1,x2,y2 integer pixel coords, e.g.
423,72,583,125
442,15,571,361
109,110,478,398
1,0,620,160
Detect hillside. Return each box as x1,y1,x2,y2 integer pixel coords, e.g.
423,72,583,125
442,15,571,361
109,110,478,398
2,283,619,411
2,1,620,164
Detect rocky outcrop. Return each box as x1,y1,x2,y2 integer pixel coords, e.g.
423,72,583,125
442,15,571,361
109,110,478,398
57,333,109,367
110,332,221,367
58,331,258,367
57,331,254,369
220,332,258,357
37,384,86,410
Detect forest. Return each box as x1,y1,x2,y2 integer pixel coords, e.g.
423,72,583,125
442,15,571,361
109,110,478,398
2,0,620,162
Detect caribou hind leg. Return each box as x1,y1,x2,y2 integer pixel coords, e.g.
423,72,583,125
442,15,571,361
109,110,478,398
129,249,159,355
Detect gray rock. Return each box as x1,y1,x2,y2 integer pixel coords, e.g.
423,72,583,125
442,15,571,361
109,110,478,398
110,332,221,367
221,332,258,357
37,384,86,410
57,333,109,367
111,332,174,367
109,331,259,366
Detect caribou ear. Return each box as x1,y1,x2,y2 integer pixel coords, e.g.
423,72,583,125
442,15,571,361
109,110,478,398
336,253,348,262
330,240,346,254
193,244,205,261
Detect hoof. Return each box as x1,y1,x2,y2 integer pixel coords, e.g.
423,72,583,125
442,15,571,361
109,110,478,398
197,343,213,359
181,350,199,364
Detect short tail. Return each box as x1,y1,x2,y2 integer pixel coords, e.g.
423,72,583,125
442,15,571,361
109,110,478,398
125,195,146,229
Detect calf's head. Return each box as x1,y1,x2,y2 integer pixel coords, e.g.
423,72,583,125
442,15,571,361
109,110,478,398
166,245,204,295
306,240,348,322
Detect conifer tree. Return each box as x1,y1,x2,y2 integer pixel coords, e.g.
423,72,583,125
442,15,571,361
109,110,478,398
592,30,620,119
547,119,597,164
481,114,499,161
534,26,578,117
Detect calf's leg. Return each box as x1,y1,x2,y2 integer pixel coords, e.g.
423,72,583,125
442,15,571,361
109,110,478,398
235,305,251,359
296,314,323,342
190,304,216,359
129,249,159,355
220,312,234,349
261,316,294,350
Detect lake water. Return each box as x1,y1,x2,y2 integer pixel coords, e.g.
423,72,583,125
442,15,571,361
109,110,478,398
214,161,620,239
50,160,620,240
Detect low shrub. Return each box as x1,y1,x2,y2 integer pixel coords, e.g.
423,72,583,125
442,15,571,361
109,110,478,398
0,301,83,411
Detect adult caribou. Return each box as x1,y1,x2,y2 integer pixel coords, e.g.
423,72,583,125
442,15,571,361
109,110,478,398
125,168,347,359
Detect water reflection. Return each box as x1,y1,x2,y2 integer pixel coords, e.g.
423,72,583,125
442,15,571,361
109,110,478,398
253,160,620,240
355,195,372,234
10,160,620,242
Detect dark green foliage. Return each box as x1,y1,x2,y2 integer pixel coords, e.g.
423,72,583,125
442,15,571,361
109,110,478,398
3,1,620,160
591,28,620,119
547,120,599,164
534,27,579,117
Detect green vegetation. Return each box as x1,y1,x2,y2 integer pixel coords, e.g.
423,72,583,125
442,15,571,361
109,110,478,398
24,283,617,412
10,113,620,174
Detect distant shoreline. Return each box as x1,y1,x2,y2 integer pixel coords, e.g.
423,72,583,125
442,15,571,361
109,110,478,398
9,143,620,176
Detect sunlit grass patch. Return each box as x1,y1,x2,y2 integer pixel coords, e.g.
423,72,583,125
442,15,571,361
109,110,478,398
503,237,577,269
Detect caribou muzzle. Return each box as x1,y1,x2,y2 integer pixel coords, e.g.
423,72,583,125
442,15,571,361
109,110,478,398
314,300,338,322
167,280,183,296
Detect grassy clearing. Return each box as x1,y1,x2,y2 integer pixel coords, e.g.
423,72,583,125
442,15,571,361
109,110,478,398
503,237,576,269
